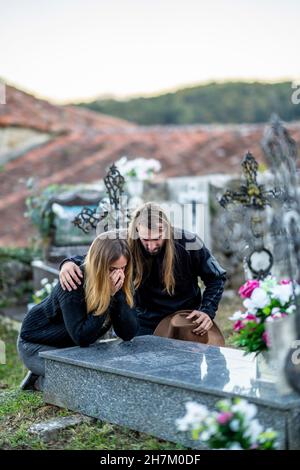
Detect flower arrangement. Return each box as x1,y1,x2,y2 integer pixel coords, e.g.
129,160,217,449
176,398,278,450
115,156,161,181
32,277,58,304
230,277,299,354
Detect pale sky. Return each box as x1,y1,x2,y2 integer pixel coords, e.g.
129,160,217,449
1,0,300,103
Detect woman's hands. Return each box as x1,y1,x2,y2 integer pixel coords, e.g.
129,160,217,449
110,270,125,296
60,261,125,296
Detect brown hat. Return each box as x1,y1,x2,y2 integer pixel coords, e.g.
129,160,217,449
153,310,225,347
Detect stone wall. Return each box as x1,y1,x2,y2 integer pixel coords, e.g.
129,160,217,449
0,126,51,165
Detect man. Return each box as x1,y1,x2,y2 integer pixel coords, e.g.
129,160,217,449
59,202,227,337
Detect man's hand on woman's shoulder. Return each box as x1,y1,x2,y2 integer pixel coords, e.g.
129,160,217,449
60,262,83,291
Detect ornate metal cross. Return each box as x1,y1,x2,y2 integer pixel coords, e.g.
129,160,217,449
73,163,127,233
219,151,280,279
104,163,125,212
219,151,278,210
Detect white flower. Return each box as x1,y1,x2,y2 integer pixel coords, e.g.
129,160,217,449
34,278,58,302
243,288,270,311
41,278,49,286
176,417,190,432
228,442,242,450
176,397,277,450
185,401,209,421
245,419,264,443
271,307,280,315
250,288,270,309
229,311,245,321
271,284,293,306
176,401,209,431
45,284,52,294
260,276,277,291
115,156,161,181
266,315,275,323
229,419,240,432
232,399,257,421
243,298,257,314
200,430,213,441
272,311,286,319
205,414,218,428
286,305,296,314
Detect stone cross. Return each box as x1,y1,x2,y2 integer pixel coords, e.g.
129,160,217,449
261,115,300,283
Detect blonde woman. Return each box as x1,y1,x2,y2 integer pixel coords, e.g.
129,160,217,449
18,232,138,391
60,202,227,338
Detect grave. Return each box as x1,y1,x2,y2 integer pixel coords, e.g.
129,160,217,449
40,335,300,450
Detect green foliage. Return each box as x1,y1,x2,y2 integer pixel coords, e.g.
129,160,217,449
25,185,60,240
232,321,266,354
0,247,37,308
0,319,183,450
0,319,24,389
0,246,40,264
32,278,58,304
77,81,299,125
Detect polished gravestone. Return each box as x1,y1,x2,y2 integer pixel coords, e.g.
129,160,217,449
40,336,300,449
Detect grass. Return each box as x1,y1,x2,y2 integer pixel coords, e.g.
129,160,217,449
0,295,241,450
217,293,243,347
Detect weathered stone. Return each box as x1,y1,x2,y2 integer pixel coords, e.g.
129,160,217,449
28,414,95,441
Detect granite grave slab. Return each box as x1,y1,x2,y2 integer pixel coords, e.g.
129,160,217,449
40,336,300,449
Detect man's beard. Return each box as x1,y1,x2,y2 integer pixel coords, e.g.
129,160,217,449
144,246,163,256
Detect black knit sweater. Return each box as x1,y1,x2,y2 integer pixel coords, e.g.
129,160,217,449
61,229,227,329
20,271,138,347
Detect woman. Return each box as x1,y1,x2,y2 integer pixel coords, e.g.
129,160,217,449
17,231,138,391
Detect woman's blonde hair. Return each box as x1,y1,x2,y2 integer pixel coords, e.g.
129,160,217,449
128,202,176,295
84,231,134,315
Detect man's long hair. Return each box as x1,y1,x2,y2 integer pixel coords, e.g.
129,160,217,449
128,202,176,295
84,232,134,315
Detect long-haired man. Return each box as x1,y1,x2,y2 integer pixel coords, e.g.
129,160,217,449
59,202,226,337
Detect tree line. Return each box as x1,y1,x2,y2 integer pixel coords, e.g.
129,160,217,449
76,81,300,125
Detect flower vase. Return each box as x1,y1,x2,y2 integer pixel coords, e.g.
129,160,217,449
256,350,277,383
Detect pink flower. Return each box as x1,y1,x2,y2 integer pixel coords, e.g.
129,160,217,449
234,320,245,332
262,331,270,347
280,279,291,285
273,312,288,319
239,280,260,299
217,412,233,425
244,314,259,323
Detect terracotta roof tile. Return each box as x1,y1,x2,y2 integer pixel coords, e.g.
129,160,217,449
1,85,300,246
